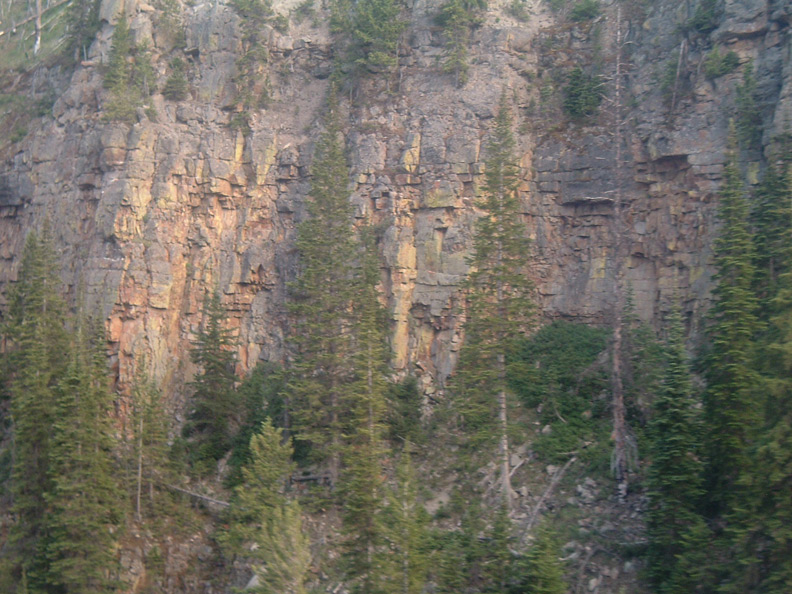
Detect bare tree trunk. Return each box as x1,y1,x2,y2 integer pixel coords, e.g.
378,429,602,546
610,7,631,500
498,356,511,509
330,382,340,488
496,229,512,510
33,0,41,55
136,413,144,521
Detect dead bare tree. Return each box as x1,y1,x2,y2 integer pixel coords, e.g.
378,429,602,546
604,6,638,501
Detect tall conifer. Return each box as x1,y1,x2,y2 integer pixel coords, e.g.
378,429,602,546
724,155,792,591
523,523,567,594
45,322,122,593
287,89,357,485
646,307,709,592
455,91,534,508
381,444,429,594
340,226,390,593
222,420,310,594
702,128,761,512
184,290,238,468
4,225,68,587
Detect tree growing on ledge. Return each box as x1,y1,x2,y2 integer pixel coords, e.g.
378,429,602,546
455,91,534,509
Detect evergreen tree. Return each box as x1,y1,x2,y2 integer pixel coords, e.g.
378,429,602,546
4,225,68,587
66,0,100,62
645,307,710,593
287,91,357,485
702,129,762,513
735,63,763,152
751,148,792,315
348,0,406,76
381,444,429,594
340,226,390,594
522,523,566,594
723,157,792,590
222,420,310,594
131,361,172,521
455,92,534,508
45,322,122,593
103,15,155,122
184,290,239,470
435,0,485,86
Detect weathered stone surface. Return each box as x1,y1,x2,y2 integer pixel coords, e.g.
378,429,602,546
0,0,789,423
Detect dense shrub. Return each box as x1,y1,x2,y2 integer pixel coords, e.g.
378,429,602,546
703,47,739,79
569,0,600,22
562,67,602,119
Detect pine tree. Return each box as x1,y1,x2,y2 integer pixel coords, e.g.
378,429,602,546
287,91,357,485
722,155,792,590
340,226,390,594
455,91,534,508
184,290,239,470
4,225,69,587
131,361,172,521
103,15,154,122
702,128,762,512
645,307,710,593
67,0,100,61
435,0,486,86
222,420,310,594
348,0,406,75
751,147,792,315
522,523,566,594
45,322,122,593
381,444,429,594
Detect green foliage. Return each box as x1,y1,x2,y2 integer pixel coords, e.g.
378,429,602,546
435,0,486,86
221,420,310,594
735,63,763,151
562,67,602,119
568,0,600,22
287,92,356,475
685,0,721,34
453,95,534,507
703,130,762,512
230,0,276,113
750,151,792,312
645,307,710,592
66,0,101,62
386,376,425,444
45,322,123,593
506,0,530,22
380,445,430,594
703,47,739,79
335,0,407,76
512,321,610,462
722,144,792,592
103,16,155,122
523,523,567,594
162,57,190,101
130,362,175,521
226,362,287,485
340,226,391,593
621,289,666,434
292,0,317,24
659,50,689,109
183,290,239,471
3,225,69,588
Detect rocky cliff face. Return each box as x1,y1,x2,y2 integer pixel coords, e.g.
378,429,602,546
0,0,789,402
